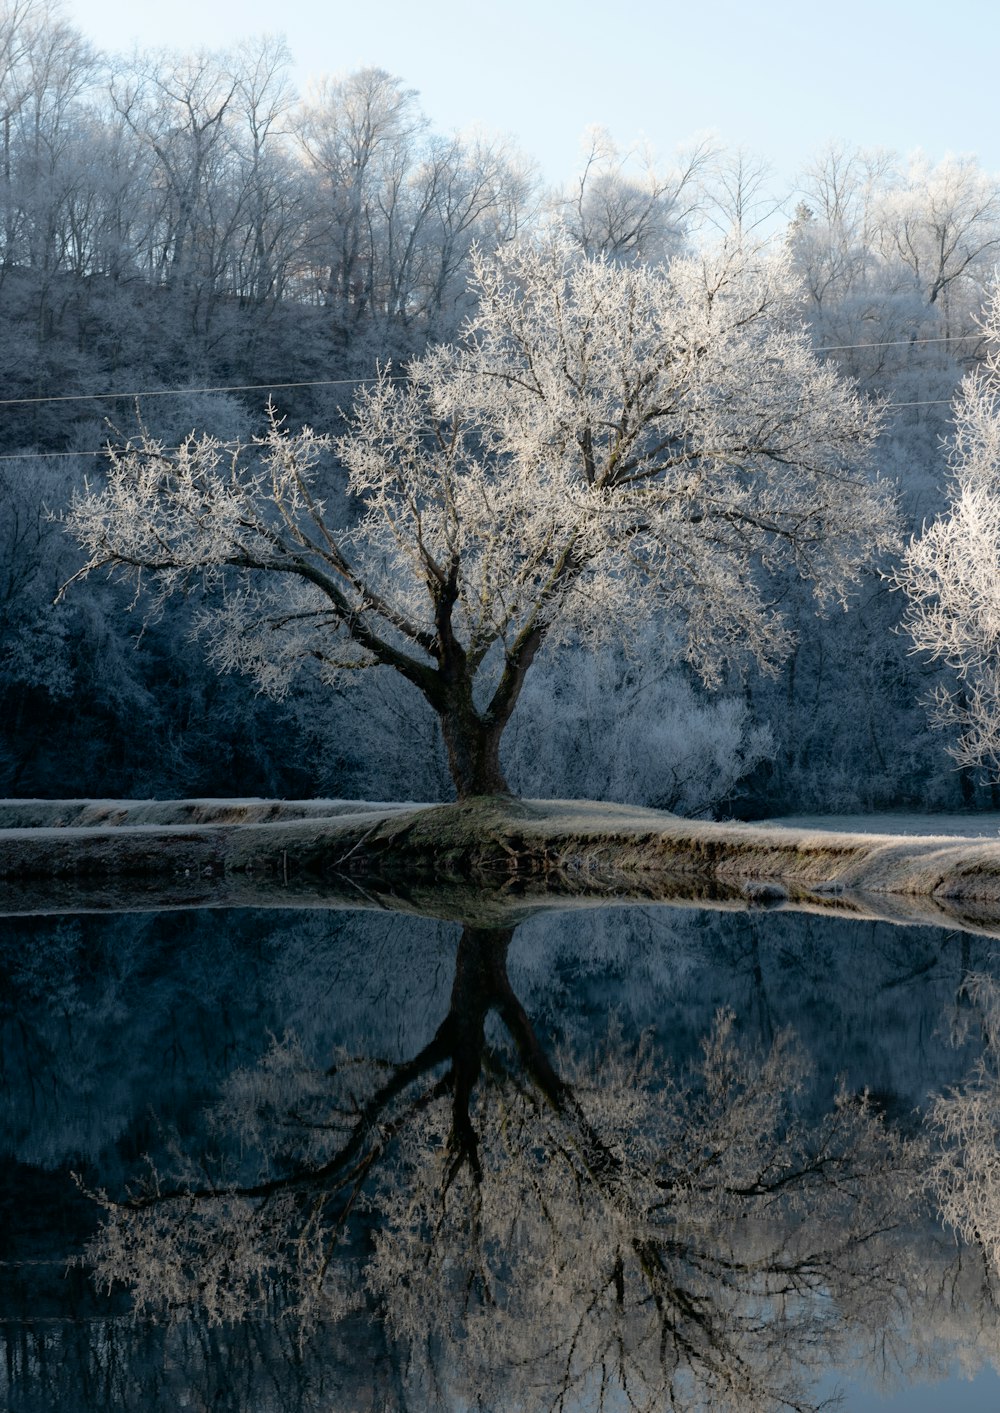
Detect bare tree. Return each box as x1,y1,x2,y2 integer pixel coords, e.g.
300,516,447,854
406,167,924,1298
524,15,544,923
700,146,783,241
554,124,711,263
295,67,425,332
226,36,302,313
108,47,242,334
877,153,1000,323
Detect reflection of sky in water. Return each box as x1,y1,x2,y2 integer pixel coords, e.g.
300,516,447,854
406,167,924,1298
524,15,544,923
821,1369,1000,1410
3,903,1000,1410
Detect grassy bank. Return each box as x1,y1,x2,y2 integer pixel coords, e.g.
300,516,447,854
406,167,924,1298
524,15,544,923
3,796,1000,930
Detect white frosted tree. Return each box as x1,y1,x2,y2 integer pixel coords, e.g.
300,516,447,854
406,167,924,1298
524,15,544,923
294,65,425,332
553,125,707,264
899,289,1000,774
877,153,1000,320
65,235,896,798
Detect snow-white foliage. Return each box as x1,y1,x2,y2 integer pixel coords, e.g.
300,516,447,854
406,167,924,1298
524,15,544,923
86,1167,361,1331
791,148,1000,333
551,124,704,264
900,293,1000,773
65,235,895,792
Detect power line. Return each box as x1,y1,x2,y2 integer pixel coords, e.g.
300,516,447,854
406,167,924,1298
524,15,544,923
0,449,102,462
0,397,959,464
0,331,979,465
813,333,986,353
0,331,987,415
0,375,383,409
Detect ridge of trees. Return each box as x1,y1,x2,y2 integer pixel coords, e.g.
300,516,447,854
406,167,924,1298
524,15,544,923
1,0,1000,807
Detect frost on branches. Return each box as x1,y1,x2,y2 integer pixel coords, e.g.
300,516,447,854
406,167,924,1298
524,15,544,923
900,291,1000,775
65,236,896,797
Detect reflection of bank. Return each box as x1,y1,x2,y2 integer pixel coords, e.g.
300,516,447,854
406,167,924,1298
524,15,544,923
82,918,935,1413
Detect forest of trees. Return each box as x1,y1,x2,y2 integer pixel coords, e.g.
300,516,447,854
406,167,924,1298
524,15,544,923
3,0,1000,812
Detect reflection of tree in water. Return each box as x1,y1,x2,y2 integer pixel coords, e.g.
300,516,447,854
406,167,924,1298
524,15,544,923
86,922,928,1412
930,972,1000,1287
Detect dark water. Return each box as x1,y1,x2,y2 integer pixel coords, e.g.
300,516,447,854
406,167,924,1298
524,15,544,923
3,902,1000,1410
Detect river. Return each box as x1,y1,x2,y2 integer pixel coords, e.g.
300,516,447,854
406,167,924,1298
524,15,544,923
3,900,1000,1410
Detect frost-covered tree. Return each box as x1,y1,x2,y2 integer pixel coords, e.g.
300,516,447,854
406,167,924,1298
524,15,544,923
65,235,896,799
877,153,1000,323
753,147,1000,814
553,125,707,264
898,289,1000,775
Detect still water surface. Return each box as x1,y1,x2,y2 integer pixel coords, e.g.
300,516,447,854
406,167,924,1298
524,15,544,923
4,901,1000,1410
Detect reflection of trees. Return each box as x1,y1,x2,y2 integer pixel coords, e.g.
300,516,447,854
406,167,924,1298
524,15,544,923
930,973,1000,1282
1,1307,397,1413
85,922,929,1412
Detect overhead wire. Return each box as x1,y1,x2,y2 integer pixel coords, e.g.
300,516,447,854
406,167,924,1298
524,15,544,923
0,329,983,463
0,374,389,409
812,333,986,353
0,402,962,462
0,329,988,414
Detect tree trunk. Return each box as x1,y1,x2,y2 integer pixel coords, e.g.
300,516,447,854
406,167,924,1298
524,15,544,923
436,694,510,799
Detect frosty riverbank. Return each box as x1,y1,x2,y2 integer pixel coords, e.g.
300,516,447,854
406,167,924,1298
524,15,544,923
3,798,1000,932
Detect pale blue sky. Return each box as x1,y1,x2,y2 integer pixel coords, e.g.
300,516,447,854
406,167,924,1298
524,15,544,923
63,0,1000,201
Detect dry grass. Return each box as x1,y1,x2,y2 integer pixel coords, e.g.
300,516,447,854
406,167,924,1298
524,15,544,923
5,795,1000,928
